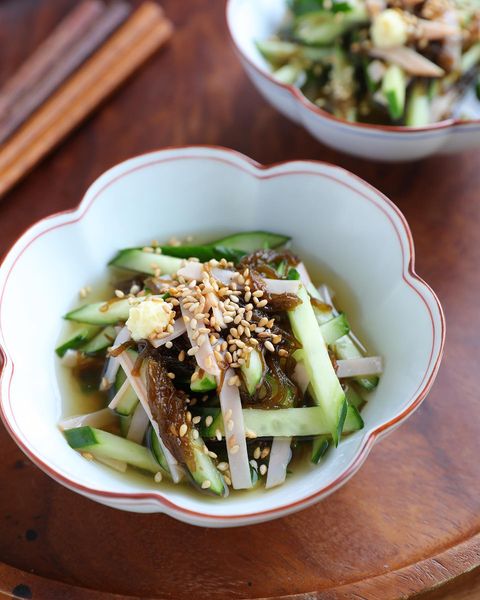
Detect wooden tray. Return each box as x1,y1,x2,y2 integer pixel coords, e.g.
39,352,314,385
0,1,479,598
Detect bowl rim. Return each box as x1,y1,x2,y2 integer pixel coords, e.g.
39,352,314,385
225,0,480,135
0,145,446,523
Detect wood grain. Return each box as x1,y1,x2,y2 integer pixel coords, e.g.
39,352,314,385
0,1,173,198
0,1,479,599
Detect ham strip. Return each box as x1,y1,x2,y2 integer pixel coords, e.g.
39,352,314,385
369,46,444,77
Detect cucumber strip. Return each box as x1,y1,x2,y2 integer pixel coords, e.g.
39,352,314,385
288,285,346,445
65,298,130,325
345,383,365,410
190,369,217,392
332,336,379,390
148,427,171,474
109,249,183,275
81,326,117,354
119,415,132,437
256,39,299,65
110,368,139,416
461,42,480,74
65,426,160,474
55,324,101,356
209,231,290,252
273,63,306,85
382,64,406,121
406,82,430,127
159,245,245,263
187,429,226,496
309,283,379,390
198,405,363,439
319,313,350,345
240,348,264,396
294,6,368,45
311,435,330,464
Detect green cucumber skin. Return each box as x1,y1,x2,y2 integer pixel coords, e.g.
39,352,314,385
55,324,101,356
149,427,170,474
190,372,217,393
288,285,346,445
319,313,350,345
65,426,160,474
209,231,290,252
112,368,139,417
109,249,183,276
187,430,225,496
382,64,406,121
311,435,330,464
240,348,264,396
81,326,117,355
64,298,130,325
198,405,363,439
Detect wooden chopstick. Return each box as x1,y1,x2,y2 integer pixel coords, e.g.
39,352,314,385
0,1,105,117
0,2,173,199
0,1,132,144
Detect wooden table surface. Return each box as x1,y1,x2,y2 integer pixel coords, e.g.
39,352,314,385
0,1,479,599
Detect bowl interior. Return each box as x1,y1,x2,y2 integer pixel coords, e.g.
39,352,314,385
0,148,442,521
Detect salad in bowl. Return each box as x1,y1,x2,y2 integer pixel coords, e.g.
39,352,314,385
0,147,444,526
57,231,382,496
257,0,480,127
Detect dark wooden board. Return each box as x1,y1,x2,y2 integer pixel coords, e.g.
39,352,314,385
0,1,479,598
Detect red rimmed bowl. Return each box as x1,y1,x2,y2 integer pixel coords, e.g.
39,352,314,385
226,0,480,162
0,146,445,526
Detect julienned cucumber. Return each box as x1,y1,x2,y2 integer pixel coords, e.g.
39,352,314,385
65,426,160,474
187,429,226,496
333,336,379,390
190,369,217,392
345,383,365,409
240,348,264,396
55,324,101,356
113,369,139,416
382,64,406,121
148,426,170,474
307,283,378,391
198,405,363,439
209,231,290,252
319,313,350,345
288,285,346,445
81,326,117,354
311,435,330,464
65,298,130,325
109,249,183,275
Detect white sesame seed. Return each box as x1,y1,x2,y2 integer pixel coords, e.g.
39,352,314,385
187,346,199,356
179,423,188,437
193,429,199,439
265,340,275,352
230,445,240,454
167,372,176,379
215,428,222,441
217,462,229,472
201,480,211,489
259,464,267,476
192,416,201,425
205,415,213,427
154,472,163,483
165,341,173,349
253,447,261,460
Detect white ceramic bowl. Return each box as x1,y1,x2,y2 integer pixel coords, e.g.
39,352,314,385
226,0,480,162
0,146,444,527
